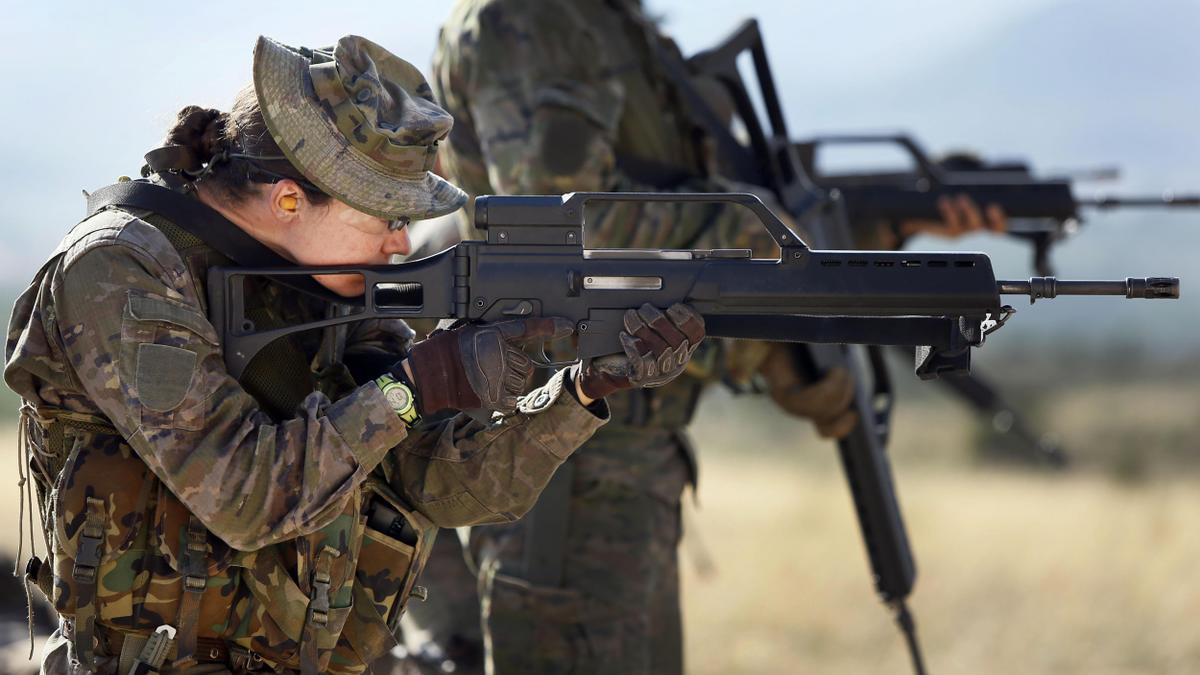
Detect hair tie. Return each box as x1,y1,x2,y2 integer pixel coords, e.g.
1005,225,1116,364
188,149,230,182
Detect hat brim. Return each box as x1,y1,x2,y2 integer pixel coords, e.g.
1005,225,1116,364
253,36,467,221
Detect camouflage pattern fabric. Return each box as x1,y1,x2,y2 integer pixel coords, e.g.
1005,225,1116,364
253,34,468,221
423,1,799,672
4,203,607,673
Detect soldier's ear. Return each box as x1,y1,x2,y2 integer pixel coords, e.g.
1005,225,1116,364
269,180,305,221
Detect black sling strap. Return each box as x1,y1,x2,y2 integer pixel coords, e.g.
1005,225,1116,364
85,180,347,305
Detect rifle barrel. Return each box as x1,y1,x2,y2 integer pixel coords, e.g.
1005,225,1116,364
1078,194,1200,209
998,277,1180,301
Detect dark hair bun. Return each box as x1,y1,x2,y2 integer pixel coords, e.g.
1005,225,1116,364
164,105,227,163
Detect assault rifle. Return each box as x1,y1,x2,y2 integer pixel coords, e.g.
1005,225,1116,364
792,133,1200,276
208,193,1178,378
205,191,1175,675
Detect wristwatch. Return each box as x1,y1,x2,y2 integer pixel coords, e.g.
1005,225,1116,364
375,374,421,426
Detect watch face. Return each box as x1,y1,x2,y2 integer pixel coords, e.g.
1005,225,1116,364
384,385,412,412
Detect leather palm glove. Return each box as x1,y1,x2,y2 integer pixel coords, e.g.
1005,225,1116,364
407,317,574,414
571,303,706,400
758,343,859,440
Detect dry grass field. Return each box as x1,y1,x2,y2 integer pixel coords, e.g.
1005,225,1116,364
0,376,1195,674
679,460,1200,674
680,381,1200,674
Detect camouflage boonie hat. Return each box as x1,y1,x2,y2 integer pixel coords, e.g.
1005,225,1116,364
253,35,468,220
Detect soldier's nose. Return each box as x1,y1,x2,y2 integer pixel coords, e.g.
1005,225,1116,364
382,228,412,257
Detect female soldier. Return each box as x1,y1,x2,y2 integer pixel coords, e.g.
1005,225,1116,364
4,35,703,674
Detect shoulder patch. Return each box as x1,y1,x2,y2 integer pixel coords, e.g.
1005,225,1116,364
136,343,198,411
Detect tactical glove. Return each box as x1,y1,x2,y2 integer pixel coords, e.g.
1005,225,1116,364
758,344,859,439
407,317,575,414
572,303,706,400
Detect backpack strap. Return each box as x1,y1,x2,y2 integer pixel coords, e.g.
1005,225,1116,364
71,496,107,669
171,516,209,669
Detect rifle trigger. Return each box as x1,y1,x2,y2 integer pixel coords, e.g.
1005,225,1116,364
501,300,534,316
529,342,577,369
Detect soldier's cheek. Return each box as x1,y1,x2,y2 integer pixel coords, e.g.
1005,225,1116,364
312,273,367,299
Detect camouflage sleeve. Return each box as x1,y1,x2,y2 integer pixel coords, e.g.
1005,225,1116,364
54,243,410,551
386,368,606,527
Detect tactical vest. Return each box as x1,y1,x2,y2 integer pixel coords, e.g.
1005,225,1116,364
20,205,437,674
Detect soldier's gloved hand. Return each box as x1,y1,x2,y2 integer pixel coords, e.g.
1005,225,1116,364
758,344,859,439
407,317,575,414
571,303,706,400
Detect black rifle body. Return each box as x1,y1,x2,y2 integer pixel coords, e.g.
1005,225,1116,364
210,192,1007,382
793,134,1200,275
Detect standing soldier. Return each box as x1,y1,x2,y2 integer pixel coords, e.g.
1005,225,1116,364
424,1,850,673
420,1,1007,673
4,33,704,674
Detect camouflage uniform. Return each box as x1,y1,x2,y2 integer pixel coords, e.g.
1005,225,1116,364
5,35,610,675
4,197,607,675
423,1,789,672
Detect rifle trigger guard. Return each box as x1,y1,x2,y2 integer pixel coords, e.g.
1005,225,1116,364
529,342,577,369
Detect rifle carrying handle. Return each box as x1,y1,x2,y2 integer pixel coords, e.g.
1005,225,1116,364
802,134,945,184
475,191,810,251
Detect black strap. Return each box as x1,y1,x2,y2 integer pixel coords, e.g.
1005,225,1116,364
635,23,763,186
85,181,346,305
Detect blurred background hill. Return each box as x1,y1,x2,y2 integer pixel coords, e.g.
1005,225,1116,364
0,1,1196,673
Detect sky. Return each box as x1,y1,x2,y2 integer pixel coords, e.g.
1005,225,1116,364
0,0,1196,353
0,0,1055,262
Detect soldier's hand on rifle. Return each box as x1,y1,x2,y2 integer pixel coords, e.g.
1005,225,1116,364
404,317,576,414
900,193,1007,240
758,344,859,439
571,303,706,403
